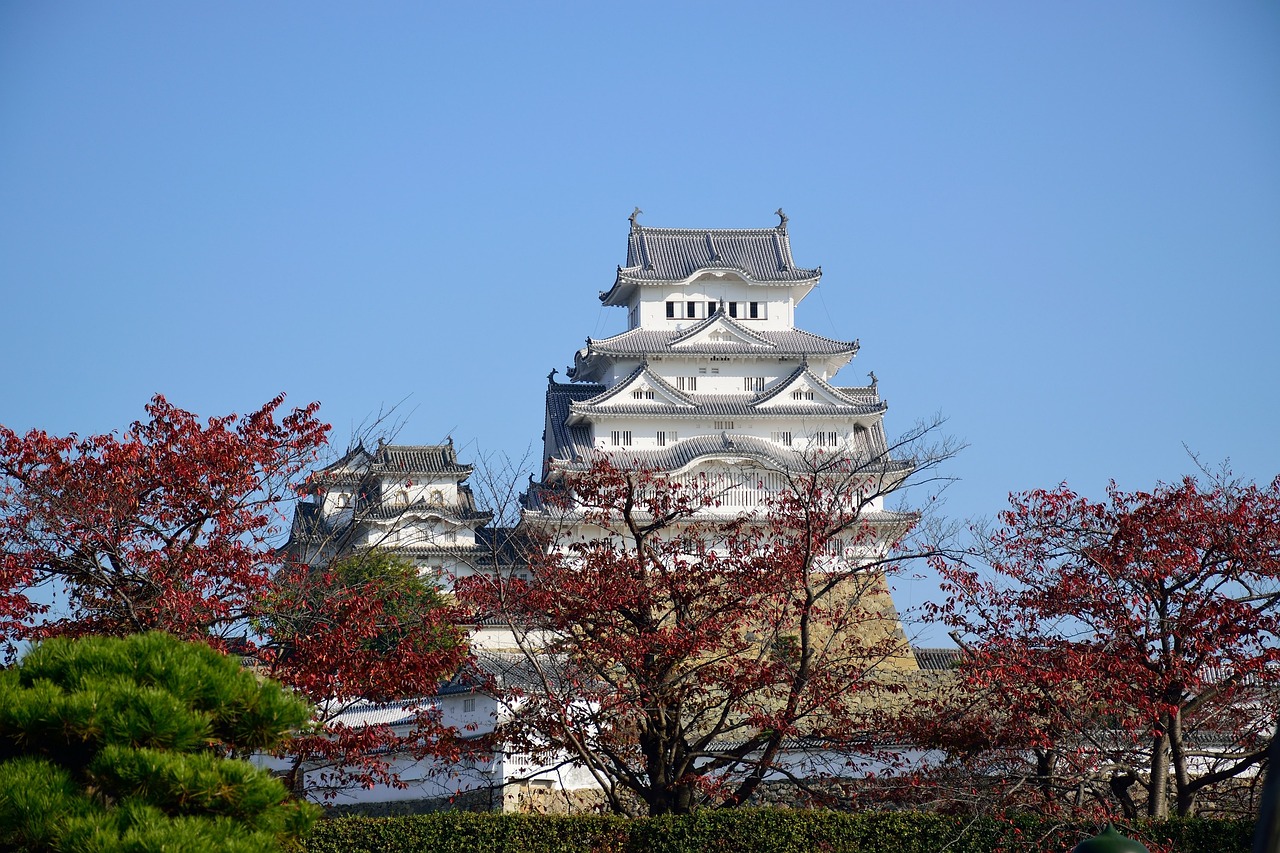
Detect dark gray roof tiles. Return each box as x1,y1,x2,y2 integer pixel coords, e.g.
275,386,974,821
618,226,820,285
309,442,472,486
582,325,858,358
371,444,472,475
668,311,776,348
913,648,962,671
751,363,877,409
576,363,696,409
287,501,329,544
545,382,604,459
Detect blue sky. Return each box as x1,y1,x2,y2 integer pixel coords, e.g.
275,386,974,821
2,2,1277,635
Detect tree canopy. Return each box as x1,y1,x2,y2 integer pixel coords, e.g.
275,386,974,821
0,631,319,852
924,470,1280,818
0,393,329,651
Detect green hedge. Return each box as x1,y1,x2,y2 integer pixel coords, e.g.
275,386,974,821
303,810,1255,853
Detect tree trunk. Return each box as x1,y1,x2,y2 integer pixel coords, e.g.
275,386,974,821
1169,708,1197,816
1147,728,1171,818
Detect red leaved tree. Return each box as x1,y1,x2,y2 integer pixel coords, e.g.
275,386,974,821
924,469,1280,819
459,420,956,816
0,398,479,799
0,394,329,653
258,550,473,798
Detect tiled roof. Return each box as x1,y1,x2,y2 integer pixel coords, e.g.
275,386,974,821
581,324,857,359
371,444,472,475
913,648,962,671
545,381,603,461
618,226,819,285
309,442,472,486
288,501,327,544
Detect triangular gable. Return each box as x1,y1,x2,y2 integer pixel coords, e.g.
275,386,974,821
572,363,697,411
753,364,863,410
669,313,776,350
308,444,375,488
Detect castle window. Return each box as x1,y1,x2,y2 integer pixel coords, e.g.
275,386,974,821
813,431,840,447
463,697,477,713
707,301,718,316
631,389,655,400
335,493,351,509
714,421,734,431
749,301,766,319
676,376,696,392
791,389,815,401
666,301,677,319
610,430,632,446
771,431,793,446
728,302,738,318
429,489,444,505
656,430,677,446
744,377,764,392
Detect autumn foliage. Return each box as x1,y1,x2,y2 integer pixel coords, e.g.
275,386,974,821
0,394,328,649
459,449,938,816
259,551,472,796
919,471,1280,819
0,396,473,800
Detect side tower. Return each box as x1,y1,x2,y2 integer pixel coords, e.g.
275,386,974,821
285,441,492,584
535,211,916,665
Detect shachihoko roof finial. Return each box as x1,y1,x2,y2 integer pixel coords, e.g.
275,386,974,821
775,208,788,230
547,368,558,383
629,207,643,229
868,370,877,388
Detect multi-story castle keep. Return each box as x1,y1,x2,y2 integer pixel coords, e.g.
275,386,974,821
540,211,892,513
283,212,935,808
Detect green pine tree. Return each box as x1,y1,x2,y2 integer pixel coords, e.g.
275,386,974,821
0,632,320,852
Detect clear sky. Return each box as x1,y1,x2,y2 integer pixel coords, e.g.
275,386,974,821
2,2,1277,637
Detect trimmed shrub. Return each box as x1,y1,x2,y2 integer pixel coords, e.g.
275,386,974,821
303,809,1254,853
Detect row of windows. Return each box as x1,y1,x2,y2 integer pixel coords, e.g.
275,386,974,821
633,375,772,396
665,300,769,320
604,428,863,449
613,429,681,447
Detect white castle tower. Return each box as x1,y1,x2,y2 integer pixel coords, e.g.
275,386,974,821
539,211,892,518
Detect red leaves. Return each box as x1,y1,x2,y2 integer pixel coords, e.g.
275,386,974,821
0,394,329,652
458,455,918,815
929,470,1280,817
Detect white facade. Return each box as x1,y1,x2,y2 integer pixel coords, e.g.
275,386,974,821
281,213,923,812
538,214,903,526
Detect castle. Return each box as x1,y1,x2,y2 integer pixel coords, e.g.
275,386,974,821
284,212,940,808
